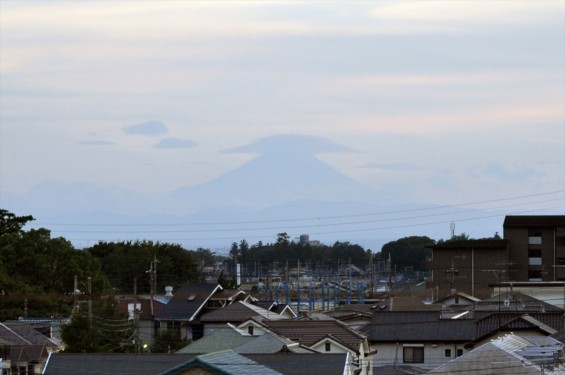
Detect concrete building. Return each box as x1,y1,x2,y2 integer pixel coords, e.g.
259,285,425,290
427,239,509,299
503,215,565,282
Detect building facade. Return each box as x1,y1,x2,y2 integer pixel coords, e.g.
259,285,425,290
503,216,565,282
427,239,509,299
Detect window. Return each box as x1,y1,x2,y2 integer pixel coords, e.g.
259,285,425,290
528,269,543,281
403,347,424,363
325,342,331,351
445,349,451,357
456,349,463,357
248,325,254,335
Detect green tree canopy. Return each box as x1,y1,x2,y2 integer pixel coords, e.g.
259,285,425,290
0,208,34,235
0,227,108,294
86,241,199,294
380,236,436,274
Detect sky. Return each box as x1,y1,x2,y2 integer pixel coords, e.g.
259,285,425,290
1,1,564,250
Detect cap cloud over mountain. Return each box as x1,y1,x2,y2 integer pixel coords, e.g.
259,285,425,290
172,134,377,211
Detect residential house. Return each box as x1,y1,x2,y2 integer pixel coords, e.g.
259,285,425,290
0,322,61,375
176,325,313,355
154,283,246,341
239,318,371,375
116,297,167,347
199,301,289,336
360,291,564,372
429,334,565,374
42,350,352,375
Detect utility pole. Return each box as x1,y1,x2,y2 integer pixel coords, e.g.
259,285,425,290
88,276,92,328
133,277,140,353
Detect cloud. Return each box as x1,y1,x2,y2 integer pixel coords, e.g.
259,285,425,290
123,121,168,136
363,162,421,171
154,138,198,149
78,140,114,146
473,163,545,182
224,134,355,155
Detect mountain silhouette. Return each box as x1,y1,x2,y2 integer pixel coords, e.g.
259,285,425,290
172,134,377,211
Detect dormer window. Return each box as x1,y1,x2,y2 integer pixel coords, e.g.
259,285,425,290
325,342,331,351
248,325,254,335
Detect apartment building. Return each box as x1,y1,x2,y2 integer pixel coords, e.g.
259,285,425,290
503,215,565,282
427,239,509,299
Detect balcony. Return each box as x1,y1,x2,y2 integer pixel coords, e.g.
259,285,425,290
528,257,542,266
528,236,542,245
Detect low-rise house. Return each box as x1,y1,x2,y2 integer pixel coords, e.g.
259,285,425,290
200,301,288,336
238,318,371,375
361,291,564,372
0,322,61,374
116,297,167,347
429,334,565,374
155,283,247,341
42,350,352,375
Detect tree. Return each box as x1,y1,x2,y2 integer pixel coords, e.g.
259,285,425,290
61,297,134,353
0,228,108,295
0,209,34,235
86,241,198,294
275,232,290,249
380,236,436,275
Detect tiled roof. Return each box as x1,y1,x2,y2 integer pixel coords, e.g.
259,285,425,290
233,332,295,354
261,319,366,353
504,215,565,228
190,350,282,375
116,297,167,319
244,353,348,375
0,323,59,347
361,319,476,342
430,334,565,374
176,328,254,354
473,312,558,342
476,291,564,313
200,301,286,323
43,353,197,375
156,283,222,321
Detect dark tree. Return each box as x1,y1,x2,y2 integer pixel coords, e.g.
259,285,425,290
380,236,436,274
0,209,34,235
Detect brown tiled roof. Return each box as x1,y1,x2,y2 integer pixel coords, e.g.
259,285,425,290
503,215,565,228
262,319,366,353
116,298,166,320
200,301,284,323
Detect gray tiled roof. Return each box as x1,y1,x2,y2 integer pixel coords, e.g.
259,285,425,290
0,322,59,347
43,354,197,375
176,328,254,354
361,319,476,342
244,353,348,375
194,350,282,375
233,332,295,354
156,283,222,321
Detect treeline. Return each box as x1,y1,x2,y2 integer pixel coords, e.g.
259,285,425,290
227,232,372,276
0,208,468,320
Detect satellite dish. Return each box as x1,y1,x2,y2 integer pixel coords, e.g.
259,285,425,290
504,298,510,307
